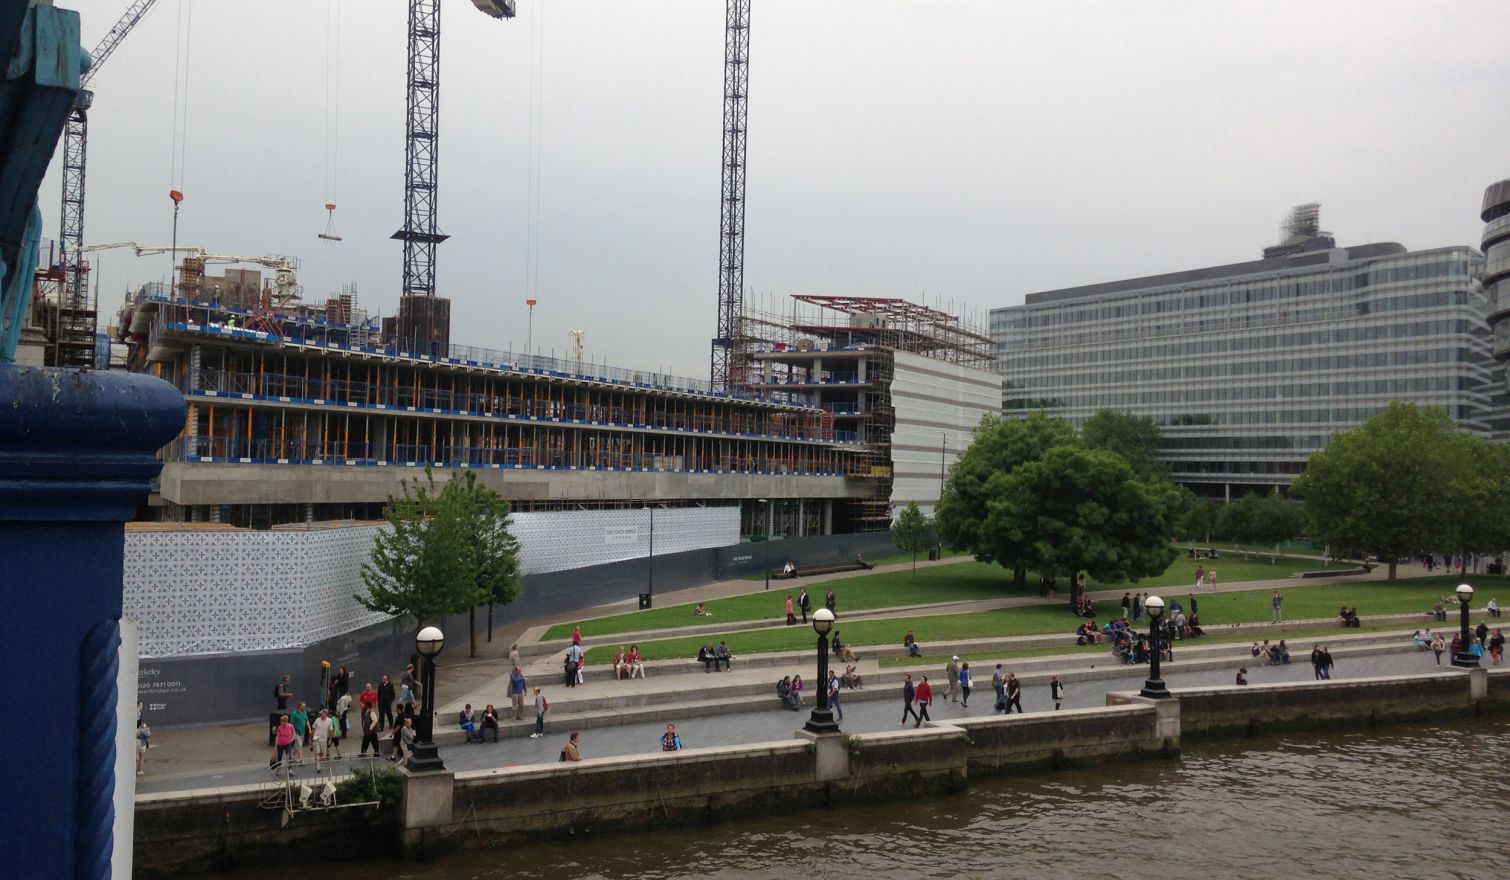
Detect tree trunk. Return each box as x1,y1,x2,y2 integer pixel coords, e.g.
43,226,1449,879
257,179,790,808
469,606,477,658
1014,565,1027,591
1271,543,1279,565
1388,560,1397,581
1068,572,1080,611
911,550,917,579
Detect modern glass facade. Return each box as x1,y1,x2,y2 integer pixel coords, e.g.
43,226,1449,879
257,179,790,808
992,241,1506,495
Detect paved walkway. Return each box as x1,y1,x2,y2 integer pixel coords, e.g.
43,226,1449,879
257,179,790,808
137,646,1474,795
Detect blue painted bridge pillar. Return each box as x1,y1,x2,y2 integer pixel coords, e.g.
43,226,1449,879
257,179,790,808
0,366,184,878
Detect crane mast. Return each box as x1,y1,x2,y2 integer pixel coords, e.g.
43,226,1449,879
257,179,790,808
711,0,751,392
57,0,159,368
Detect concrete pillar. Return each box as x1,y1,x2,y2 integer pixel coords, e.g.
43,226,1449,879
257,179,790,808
1469,667,1488,701
796,730,850,782
400,767,456,858
857,358,866,384
0,365,184,878
823,500,833,535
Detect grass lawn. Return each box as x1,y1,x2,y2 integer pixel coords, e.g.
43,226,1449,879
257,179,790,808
580,575,1507,664
546,551,1355,641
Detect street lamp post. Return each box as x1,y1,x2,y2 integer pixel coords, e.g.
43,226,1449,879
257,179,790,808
641,504,655,609
1141,596,1170,698
406,625,447,772
805,608,841,733
759,498,770,590
1452,583,1480,669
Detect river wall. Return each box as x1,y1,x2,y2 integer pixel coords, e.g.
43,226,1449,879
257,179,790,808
132,668,1508,877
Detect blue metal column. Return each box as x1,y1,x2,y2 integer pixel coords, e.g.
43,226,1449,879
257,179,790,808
0,365,184,877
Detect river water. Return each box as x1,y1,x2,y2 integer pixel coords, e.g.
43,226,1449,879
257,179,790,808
211,717,1510,880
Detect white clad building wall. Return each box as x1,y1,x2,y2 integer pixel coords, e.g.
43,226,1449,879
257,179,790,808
123,506,739,657
888,350,1002,518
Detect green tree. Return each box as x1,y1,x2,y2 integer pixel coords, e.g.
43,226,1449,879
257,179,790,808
1292,402,1464,580
1248,492,1304,563
1441,434,1510,563
358,470,523,655
1178,491,1219,545
892,501,934,578
1081,409,1166,479
980,445,1182,608
936,413,1076,588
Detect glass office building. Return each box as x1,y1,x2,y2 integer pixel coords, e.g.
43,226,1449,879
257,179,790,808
992,227,1505,497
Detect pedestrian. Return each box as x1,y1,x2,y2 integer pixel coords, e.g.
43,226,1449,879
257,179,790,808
1208,569,1217,589
359,703,380,756
799,587,811,623
1188,594,1198,617
1431,633,1446,665
1320,647,1334,680
335,690,352,743
572,626,583,646
828,670,843,722
1489,629,1504,666
785,594,796,626
1005,672,1023,714
1121,592,1131,619
562,731,583,761
377,674,396,731
915,676,934,727
893,673,919,726
359,681,378,718
1272,590,1283,623
1049,674,1064,710
312,708,333,770
389,717,415,762
481,704,501,742
136,718,151,775
1236,667,1248,686
290,701,310,760
401,663,418,703
271,714,295,770
1195,564,1205,589
509,666,529,720
510,643,523,670
1310,645,1323,679
398,677,417,716
1133,593,1143,621
661,723,682,751
945,655,960,702
1475,620,1490,650
825,588,836,612
274,674,292,711
992,663,1005,712
532,687,548,738
958,661,973,708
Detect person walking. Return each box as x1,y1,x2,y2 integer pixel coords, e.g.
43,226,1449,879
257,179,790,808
958,661,973,708
945,656,960,702
290,702,310,761
1272,590,1284,623
825,588,836,612
1005,672,1023,714
274,675,292,711
660,724,682,751
915,676,934,727
1475,620,1490,651
532,687,549,739
311,708,333,770
1049,674,1065,710
1431,633,1447,665
377,674,396,731
359,702,381,756
1121,592,1131,619
1489,629,1504,666
1133,593,1143,621
785,594,797,626
799,588,812,624
1195,564,1205,589
992,663,1006,712
272,714,295,770
1319,647,1335,680
828,671,843,722
509,666,529,720
1188,594,1198,617
359,681,378,719
900,674,922,726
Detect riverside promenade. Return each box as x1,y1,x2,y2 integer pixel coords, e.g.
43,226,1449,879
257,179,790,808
137,554,1476,795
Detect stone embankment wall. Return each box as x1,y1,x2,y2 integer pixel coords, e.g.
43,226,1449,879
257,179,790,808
134,669,1507,876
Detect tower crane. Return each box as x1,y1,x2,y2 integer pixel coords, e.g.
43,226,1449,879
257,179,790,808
391,0,514,353
711,0,752,392
58,0,161,366
83,242,304,308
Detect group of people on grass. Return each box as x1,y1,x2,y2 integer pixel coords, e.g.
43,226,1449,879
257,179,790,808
784,587,837,625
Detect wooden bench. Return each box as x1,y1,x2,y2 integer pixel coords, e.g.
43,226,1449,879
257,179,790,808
769,560,873,579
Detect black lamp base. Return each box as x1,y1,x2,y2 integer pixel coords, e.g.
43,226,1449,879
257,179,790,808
405,740,447,773
804,707,841,734
1140,678,1170,699
1451,652,1481,669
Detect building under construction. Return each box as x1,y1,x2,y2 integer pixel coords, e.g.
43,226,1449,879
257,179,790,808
113,257,866,537
733,295,1001,529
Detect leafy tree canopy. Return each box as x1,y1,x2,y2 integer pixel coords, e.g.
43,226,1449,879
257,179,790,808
1081,409,1166,479
892,501,935,577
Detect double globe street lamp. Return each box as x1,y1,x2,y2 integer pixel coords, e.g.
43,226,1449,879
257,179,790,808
1451,583,1480,669
804,608,841,734
407,625,447,772
1140,595,1171,699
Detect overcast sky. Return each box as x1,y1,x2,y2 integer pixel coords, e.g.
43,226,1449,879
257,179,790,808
47,0,1510,380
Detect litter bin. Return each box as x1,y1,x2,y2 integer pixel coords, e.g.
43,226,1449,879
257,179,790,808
639,593,653,610
268,711,282,746
928,548,939,561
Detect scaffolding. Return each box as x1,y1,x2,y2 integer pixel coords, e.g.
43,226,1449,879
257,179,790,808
30,240,98,368
732,294,994,531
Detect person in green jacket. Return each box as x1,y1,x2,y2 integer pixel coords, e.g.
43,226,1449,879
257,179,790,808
290,702,310,763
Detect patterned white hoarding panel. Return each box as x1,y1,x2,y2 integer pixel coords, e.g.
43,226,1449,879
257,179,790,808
124,506,738,657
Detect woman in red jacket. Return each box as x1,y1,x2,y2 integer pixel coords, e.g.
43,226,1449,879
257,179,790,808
913,676,933,728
